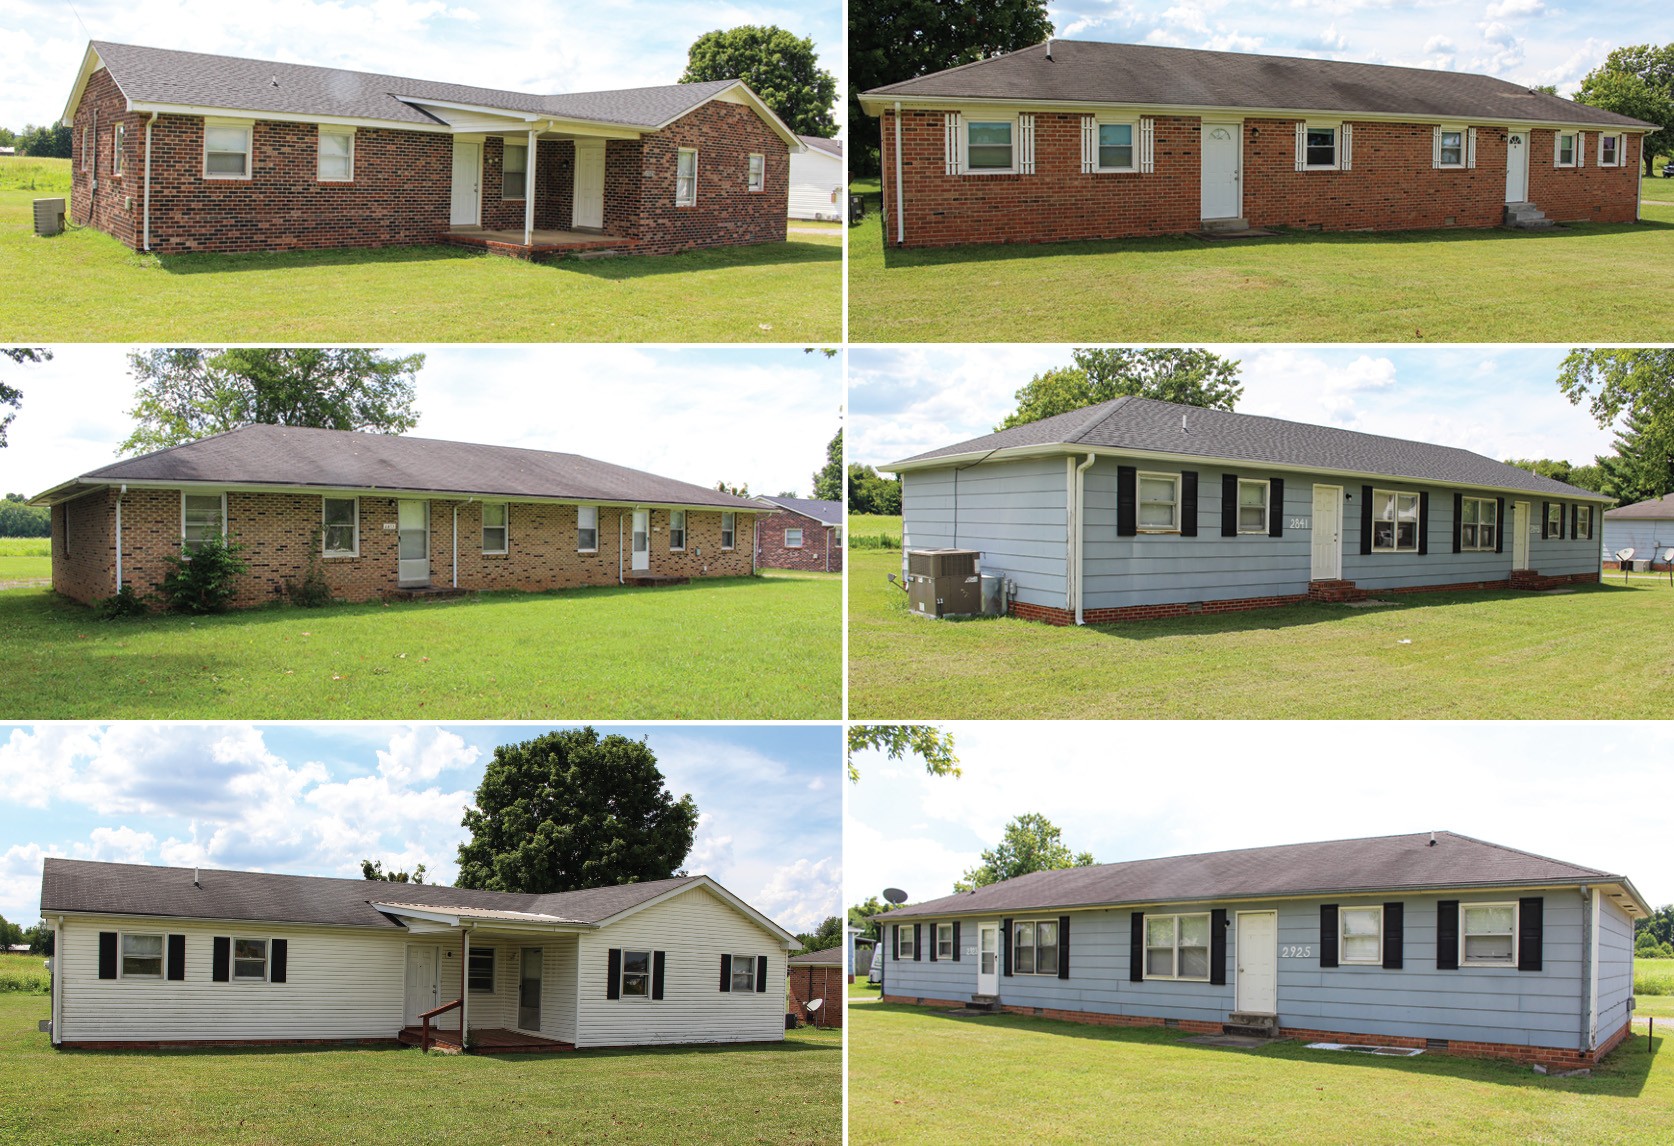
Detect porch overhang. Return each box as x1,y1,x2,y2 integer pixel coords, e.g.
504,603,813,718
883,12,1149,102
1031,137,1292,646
373,901,597,937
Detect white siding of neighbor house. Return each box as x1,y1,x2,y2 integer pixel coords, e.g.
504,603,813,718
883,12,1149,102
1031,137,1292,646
902,458,1070,609
1600,518,1674,564
789,147,843,219
573,885,786,1048
1596,896,1635,1046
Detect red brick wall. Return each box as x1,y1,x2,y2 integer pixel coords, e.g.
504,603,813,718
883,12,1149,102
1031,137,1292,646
69,67,141,248
630,101,789,254
1527,129,1642,222
479,137,576,232
755,510,842,572
787,965,844,1027
51,490,117,603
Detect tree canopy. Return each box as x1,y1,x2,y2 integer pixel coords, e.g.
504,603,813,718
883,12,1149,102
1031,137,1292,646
1502,458,1607,495
998,348,1243,430
456,728,698,894
847,463,901,515
360,859,427,884
1576,44,1674,175
680,26,837,138
1557,349,1674,503
813,428,843,500
848,895,902,938
846,724,958,782
0,348,52,449
797,915,844,953
954,812,1095,892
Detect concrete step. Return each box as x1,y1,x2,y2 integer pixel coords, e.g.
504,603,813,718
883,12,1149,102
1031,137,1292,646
967,994,1001,1013
1504,202,1555,229
1200,217,1251,233
1224,1011,1279,1038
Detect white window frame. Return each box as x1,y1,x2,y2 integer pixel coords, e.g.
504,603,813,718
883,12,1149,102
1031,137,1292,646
232,937,269,982
1547,501,1566,539
834,526,844,548
621,949,653,998
1555,132,1577,168
1136,471,1181,533
120,931,165,979
501,141,528,200
676,148,698,206
747,153,765,192
1598,133,1623,168
1339,905,1383,965
181,491,228,550
317,125,355,182
467,947,496,993
203,118,253,181
1460,901,1517,968
1011,918,1060,977
729,952,756,992
481,502,509,555
1237,478,1271,535
112,122,126,177
321,496,359,558
1142,912,1212,982
1575,505,1592,539
1094,116,1140,173
936,923,954,960
961,116,1019,175
1371,488,1421,553
897,924,915,960
720,511,735,551
785,526,804,548
1460,496,1497,552
577,505,599,553
1437,127,1466,169
669,509,686,552
1303,123,1341,171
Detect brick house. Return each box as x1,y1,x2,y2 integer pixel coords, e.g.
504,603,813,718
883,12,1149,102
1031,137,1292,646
858,39,1654,248
63,41,800,257
786,946,844,1028
753,497,843,572
31,423,766,609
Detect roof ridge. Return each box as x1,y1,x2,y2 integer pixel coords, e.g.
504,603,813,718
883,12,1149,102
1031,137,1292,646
1065,395,1134,445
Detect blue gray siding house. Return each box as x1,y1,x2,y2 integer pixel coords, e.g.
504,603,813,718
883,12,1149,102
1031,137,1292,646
880,832,1645,1068
888,398,1610,624
1601,493,1674,568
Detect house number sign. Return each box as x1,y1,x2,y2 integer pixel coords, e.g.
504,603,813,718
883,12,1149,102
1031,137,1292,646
1289,517,1310,530
1280,945,1313,958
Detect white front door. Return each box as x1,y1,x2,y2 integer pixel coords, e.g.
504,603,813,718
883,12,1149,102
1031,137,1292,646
573,140,605,230
404,946,439,1025
450,142,481,226
518,948,543,1031
977,922,1000,995
398,500,430,587
1513,501,1531,569
1200,123,1242,219
1505,131,1530,203
631,509,650,572
1235,911,1278,1014
1311,485,1343,580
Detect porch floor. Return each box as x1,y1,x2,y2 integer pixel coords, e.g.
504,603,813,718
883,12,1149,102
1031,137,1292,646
399,1026,576,1053
444,227,637,258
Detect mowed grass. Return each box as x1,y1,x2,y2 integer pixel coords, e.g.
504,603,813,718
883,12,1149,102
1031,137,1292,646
847,546,1674,719
847,176,1674,342
0,537,51,581
0,572,840,719
0,158,840,343
0,994,840,1146
850,998,1674,1145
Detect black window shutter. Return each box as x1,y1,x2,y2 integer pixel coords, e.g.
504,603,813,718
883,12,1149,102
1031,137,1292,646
1116,467,1137,537
913,923,922,962
1518,897,1543,972
1210,909,1227,985
1181,472,1198,537
1570,505,1579,540
1129,913,1144,983
756,955,769,992
1437,901,1459,970
652,951,666,1000
1360,485,1374,555
929,922,938,962
1452,493,1464,553
1319,905,1339,968
1417,491,1430,556
1268,478,1285,537
212,936,230,982
951,921,961,962
167,934,186,981
891,924,899,962
1382,903,1404,970
1541,502,1550,539
1588,508,1595,541
99,931,118,979
1058,915,1071,980
1221,473,1238,537
1002,917,1014,977
608,948,623,999
1496,497,1506,554
270,938,288,984
718,952,731,992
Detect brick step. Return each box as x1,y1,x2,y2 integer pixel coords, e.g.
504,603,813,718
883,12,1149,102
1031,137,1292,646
1307,578,1365,603
1224,1011,1279,1038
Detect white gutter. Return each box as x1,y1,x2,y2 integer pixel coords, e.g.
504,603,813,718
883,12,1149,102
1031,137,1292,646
114,484,126,591
142,113,157,251
51,916,63,1044
1072,454,1095,625
523,127,538,247
1588,886,1601,1050
461,927,470,1038
893,101,905,246
752,518,760,574
617,512,624,585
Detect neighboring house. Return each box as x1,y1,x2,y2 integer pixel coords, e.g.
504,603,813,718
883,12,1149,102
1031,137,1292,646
31,423,765,608
787,946,844,1028
62,41,800,257
0,146,16,156
790,135,843,220
857,39,1652,249
1602,493,1674,569
881,831,1645,1070
755,496,844,572
39,858,795,1051
886,397,1608,625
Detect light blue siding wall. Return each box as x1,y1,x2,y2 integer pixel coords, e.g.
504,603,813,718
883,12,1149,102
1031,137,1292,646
1601,519,1673,563
901,459,1068,608
885,890,1588,1050
1524,501,1604,577
1596,896,1634,1044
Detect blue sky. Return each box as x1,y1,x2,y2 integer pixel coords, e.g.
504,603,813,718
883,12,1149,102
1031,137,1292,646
0,722,842,934
850,345,1620,471
0,0,843,131
848,722,1674,911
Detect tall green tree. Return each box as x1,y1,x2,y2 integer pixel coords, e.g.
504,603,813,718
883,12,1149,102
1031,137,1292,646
998,348,1243,430
1600,411,1674,505
1502,458,1608,495
680,26,837,137
847,724,958,782
0,348,52,449
1576,44,1674,175
847,463,901,515
1638,904,1674,946
0,915,23,948
1558,349,1674,503
120,348,423,455
813,428,843,500
0,494,51,538
849,0,1052,176
798,915,845,953
456,728,698,894
848,895,901,938
954,813,1096,892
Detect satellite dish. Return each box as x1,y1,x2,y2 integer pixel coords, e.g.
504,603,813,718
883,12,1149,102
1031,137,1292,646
808,998,823,1012
883,887,908,904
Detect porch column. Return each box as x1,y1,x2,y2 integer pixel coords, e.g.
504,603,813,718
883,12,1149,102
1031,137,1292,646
524,128,538,247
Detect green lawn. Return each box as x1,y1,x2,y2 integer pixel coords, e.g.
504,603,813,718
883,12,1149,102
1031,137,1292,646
1639,960,1674,1021
1,159,840,343
848,176,1674,342
850,998,1674,1145
0,537,50,581
848,546,1674,719
0,994,839,1146
848,513,903,551
0,572,840,719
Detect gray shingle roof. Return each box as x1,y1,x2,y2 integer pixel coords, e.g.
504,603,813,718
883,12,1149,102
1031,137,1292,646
1605,492,1674,520
89,41,740,129
788,945,843,965
44,423,764,511
887,832,1626,919
888,396,1608,501
863,40,1651,130
759,496,844,525
798,135,843,157
40,858,697,929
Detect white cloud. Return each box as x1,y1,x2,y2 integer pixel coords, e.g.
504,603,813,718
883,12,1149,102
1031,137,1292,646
375,727,479,785
1484,0,1544,18
82,826,157,863
1424,34,1456,53
753,855,842,934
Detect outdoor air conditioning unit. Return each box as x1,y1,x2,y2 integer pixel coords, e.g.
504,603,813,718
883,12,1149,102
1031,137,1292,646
33,197,65,237
905,548,982,618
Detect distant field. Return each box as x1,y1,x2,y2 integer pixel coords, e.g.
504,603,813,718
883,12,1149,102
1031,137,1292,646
0,952,49,994
1637,958,1674,1019
849,514,902,550
0,154,70,194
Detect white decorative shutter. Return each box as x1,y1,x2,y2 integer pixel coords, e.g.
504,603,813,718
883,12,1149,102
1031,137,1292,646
1577,131,1585,167
1341,123,1352,171
1019,114,1035,175
1140,117,1156,173
944,112,961,176
1295,122,1307,171
1080,115,1096,173
1432,125,1442,169
1467,127,1477,169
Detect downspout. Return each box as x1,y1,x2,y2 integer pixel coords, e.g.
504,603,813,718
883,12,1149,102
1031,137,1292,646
1064,457,1076,616
893,102,905,246
752,517,759,575
617,511,624,584
52,916,63,1045
90,108,97,221
142,112,157,250
114,485,126,592
1579,885,1594,1054
461,927,470,1039
524,128,538,248
451,503,459,588
1588,886,1601,1051
1073,454,1096,625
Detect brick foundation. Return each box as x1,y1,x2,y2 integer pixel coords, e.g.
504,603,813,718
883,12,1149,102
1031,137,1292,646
1509,570,1601,591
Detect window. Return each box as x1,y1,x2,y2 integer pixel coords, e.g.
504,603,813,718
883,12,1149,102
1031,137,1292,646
1097,121,1135,171
669,509,686,551
482,502,508,554
502,142,527,199
1438,129,1464,167
112,122,126,176
233,938,268,981
1305,126,1338,169
1599,133,1622,167
897,925,915,960
834,527,844,547
730,952,756,992
1461,903,1516,966
577,505,598,552
182,493,226,550
966,120,1014,171
121,933,164,978
322,497,357,557
937,923,954,959
1576,505,1592,539
468,948,496,992
1339,906,1382,964
318,127,354,181
1137,472,1179,532
1144,913,1210,980
785,527,805,548
204,121,252,179
747,153,765,192
1238,479,1270,534
1556,132,1577,168
721,511,735,550
1547,502,1565,539
1460,497,1497,551
621,949,652,997
1012,919,1059,976
676,148,697,206
1372,489,1420,552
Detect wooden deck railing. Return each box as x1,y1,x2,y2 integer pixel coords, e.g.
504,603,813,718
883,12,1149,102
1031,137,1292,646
418,998,462,1052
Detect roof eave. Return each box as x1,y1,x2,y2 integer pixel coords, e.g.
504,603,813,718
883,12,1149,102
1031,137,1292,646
44,906,403,932
125,100,456,134
61,42,117,126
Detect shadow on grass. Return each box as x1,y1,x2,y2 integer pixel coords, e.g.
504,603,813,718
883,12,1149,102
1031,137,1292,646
54,1036,838,1062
